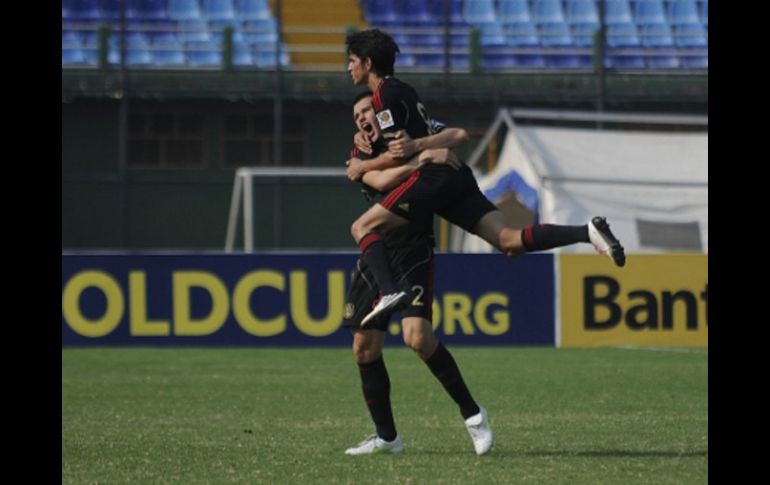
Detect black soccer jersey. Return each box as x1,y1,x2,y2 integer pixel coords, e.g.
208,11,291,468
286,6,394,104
371,77,436,141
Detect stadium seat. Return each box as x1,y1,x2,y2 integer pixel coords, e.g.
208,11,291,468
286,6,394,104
152,31,186,66
565,0,599,48
254,43,291,68
463,0,497,24
423,0,468,26
126,0,167,20
177,18,212,43
68,0,101,20
109,31,155,67
168,0,203,21
399,0,435,26
498,0,532,24
237,0,272,21
668,0,702,26
203,0,236,22
673,22,707,68
539,22,582,68
633,0,667,27
605,0,633,25
361,0,400,26
94,0,117,20
62,0,71,18
606,22,645,68
640,23,679,69
232,39,256,67
565,0,598,24
505,21,546,68
243,17,279,45
62,31,86,65
79,31,101,64
699,0,708,28
531,0,566,25
185,39,222,67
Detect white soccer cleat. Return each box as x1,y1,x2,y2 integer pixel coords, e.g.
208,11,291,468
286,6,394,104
361,291,409,327
464,406,493,455
344,434,405,455
588,216,626,267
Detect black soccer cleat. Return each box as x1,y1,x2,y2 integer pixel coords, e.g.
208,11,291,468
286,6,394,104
588,216,626,267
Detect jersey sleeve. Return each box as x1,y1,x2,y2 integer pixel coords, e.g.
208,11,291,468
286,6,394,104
372,82,408,135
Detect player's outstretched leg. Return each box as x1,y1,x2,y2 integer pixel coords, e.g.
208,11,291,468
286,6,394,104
588,216,626,267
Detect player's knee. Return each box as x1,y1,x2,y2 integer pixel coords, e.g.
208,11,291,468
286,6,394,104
352,343,380,364
403,332,436,359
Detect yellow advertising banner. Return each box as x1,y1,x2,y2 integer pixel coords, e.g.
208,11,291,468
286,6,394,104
559,254,708,348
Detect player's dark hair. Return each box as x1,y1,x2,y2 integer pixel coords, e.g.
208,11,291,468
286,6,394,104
353,90,373,105
345,28,400,77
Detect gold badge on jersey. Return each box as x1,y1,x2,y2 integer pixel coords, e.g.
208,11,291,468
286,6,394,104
344,303,355,319
376,109,395,130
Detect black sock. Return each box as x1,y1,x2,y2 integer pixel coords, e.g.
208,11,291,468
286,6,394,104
358,356,397,441
521,223,589,252
425,342,480,420
359,233,398,294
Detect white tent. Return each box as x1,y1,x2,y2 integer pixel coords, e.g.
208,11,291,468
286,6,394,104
454,109,708,254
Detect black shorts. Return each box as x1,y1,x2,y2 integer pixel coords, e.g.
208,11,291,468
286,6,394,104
343,244,434,332
379,164,498,234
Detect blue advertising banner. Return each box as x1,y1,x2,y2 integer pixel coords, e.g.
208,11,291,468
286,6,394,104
62,252,554,346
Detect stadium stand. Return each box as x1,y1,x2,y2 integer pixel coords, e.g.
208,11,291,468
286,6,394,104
61,0,707,72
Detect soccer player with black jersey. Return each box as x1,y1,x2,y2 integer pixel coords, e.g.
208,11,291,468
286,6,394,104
344,28,626,327
343,92,494,456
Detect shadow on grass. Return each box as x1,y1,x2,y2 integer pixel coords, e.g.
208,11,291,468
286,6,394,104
415,449,708,458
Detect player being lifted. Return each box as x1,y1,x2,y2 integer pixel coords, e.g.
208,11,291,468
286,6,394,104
344,28,626,326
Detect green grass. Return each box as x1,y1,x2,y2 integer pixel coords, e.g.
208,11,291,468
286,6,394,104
62,347,707,484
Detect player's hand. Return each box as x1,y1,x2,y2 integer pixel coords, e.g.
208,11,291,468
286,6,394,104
418,148,461,170
346,157,366,181
354,130,373,155
388,130,418,159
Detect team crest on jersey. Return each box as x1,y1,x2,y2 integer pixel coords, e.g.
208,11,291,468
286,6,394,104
376,109,395,130
344,303,355,319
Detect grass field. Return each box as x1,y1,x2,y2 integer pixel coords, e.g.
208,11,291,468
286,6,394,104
62,346,707,484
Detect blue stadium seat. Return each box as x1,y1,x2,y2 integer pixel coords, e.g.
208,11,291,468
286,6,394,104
109,31,155,67
478,22,508,46
566,0,599,48
540,22,582,67
127,0,167,20
531,0,566,25
606,22,645,68
237,0,272,21
361,0,399,26
62,0,71,18
668,0,702,26
673,23,707,68
68,0,101,19
633,0,667,27
254,43,290,68
605,0,633,25
700,0,708,28
152,31,186,66
424,0,466,25
177,18,212,43
96,0,120,20
243,17,279,45
79,31,101,64
498,0,532,24
463,0,497,24
399,0,435,26
203,0,236,22
168,0,203,21
505,21,546,68
565,0,598,24
640,23,679,68
62,31,86,65
232,39,256,67
185,39,222,67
